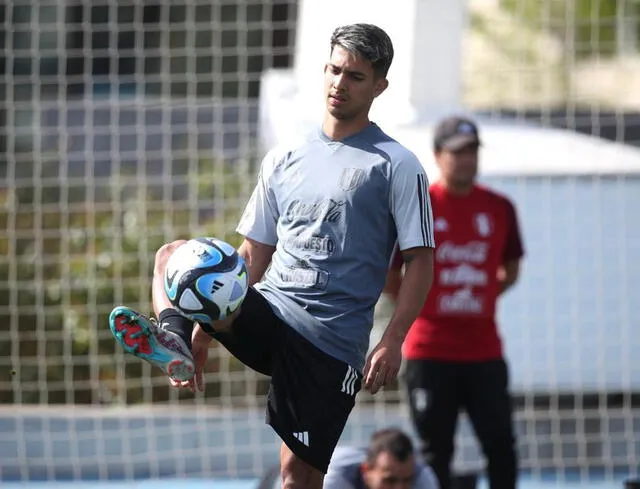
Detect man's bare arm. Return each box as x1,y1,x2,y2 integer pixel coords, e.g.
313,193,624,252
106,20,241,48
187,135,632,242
381,247,434,344
383,265,403,304
365,247,433,393
237,237,277,286
497,259,520,295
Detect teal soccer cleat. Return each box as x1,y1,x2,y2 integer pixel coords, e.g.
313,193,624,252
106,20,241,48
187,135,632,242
109,306,195,382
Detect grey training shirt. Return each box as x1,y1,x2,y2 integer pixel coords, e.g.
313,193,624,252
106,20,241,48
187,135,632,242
237,123,435,370
323,446,440,489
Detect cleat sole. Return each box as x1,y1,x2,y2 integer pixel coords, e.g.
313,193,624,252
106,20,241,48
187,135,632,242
109,306,195,382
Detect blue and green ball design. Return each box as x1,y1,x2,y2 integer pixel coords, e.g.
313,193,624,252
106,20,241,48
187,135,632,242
164,237,249,324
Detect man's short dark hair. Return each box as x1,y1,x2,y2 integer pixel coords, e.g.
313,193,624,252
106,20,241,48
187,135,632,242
330,23,394,78
366,428,414,465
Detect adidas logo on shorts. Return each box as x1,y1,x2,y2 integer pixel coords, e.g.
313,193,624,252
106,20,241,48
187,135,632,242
292,431,309,446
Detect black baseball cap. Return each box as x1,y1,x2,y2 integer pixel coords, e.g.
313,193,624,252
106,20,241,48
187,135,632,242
433,116,481,151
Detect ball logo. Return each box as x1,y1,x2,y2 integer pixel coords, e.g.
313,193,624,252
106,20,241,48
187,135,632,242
192,243,223,266
474,213,493,237
194,247,212,261
210,279,224,295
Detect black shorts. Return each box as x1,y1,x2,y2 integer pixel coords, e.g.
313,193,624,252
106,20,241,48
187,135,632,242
210,287,362,473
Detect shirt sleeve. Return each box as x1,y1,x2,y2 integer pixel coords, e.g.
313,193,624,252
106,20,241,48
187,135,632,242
323,447,364,489
414,464,440,489
502,198,524,262
236,150,280,246
390,154,435,250
323,472,356,489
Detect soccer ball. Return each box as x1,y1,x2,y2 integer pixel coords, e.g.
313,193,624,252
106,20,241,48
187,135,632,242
164,237,249,324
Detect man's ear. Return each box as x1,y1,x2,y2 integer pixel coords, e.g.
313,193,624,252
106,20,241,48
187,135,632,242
373,78,389,98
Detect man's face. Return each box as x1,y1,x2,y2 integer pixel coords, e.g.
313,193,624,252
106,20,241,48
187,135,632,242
361,452,416,489
324,45,388,121
435,143,479,187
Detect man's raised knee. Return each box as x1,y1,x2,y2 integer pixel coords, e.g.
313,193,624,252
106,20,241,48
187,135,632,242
154,240,188,276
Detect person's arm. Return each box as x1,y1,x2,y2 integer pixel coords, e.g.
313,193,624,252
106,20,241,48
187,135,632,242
381,247,433,345
364,156,435,394
498,199,524,296
238,237,276,286
364,247,433,394
497,259,520,295
383,245,403,303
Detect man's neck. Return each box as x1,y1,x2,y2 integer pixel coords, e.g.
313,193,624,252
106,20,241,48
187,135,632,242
440,180,474,196
322,115,370,141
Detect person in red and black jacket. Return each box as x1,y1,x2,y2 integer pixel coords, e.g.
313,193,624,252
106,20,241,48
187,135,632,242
385,116,525,489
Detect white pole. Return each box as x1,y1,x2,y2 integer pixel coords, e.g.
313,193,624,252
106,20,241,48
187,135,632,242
293,0,467,126
259,0,468,154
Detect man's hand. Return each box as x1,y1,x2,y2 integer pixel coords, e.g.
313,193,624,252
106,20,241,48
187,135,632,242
365,247,433,395
363,336,403,394
169,325,212,393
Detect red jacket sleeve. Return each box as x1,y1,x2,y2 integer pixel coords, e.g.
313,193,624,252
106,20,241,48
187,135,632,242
503,199,524,262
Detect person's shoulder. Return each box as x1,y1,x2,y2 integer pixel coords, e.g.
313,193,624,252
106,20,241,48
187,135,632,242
324,446,366,488
474,184,517,209
261,131,319,171
369,125,422,166
328,446,366,469
414,462,440,489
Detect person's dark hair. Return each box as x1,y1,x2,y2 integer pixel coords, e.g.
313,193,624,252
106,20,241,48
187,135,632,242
366,428,414,465
330,23,394,78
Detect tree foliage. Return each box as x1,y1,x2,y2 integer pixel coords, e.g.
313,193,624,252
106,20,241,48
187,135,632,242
0,155,267,405
501,0,638,58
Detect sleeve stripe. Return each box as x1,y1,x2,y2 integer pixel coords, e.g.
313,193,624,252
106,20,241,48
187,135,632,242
417,173,435,247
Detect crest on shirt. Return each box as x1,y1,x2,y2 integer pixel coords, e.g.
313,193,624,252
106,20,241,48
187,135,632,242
473,212,493,237
338,168,366,191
